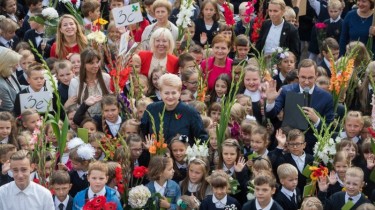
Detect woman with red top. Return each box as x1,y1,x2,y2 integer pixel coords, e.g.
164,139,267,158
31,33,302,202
138,28,179,77
50,14,88,59
201,34,233,91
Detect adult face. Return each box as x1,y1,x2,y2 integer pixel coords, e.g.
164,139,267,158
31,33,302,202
160,85,181,110
11,158,31,190
60,17,78,37
298,65,317,90
212,41,230,60
357,0,372,13
85,57,100,76
154,35,170,55
155,6,169,24
268,3,284,24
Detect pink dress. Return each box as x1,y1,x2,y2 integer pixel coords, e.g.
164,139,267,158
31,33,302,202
201,57,233,90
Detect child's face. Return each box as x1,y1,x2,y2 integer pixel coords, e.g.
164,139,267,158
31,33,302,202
220,30,232,40
280,175,298,192
71,160,87,171
162,159,175,180
47,127,57,144
202,3,216,20
342,145,356,161
215,79,228,98
57,68,74,86
89,8,101,21
136,105,146,121
183,72,198,93
18,137,30,150
191,52,203,65
129,141,143,160
69,54,81,76
334,161,348,179
4,0,17,14
67,111,77,131
286,137,306,156
344,175,363,197
108,27,121,42
360,127,371,140
255,183,276,205
171,141,187,163
210,110,220,123
180,94,193,104
110,1,124,9
322,49,339,61
181,61,196,73
131,56,141,73
20,55,35,70
0,120,11,140
241,131,251,146
222,146,237,166
209,131,218,149
237,97,252,115
344,117,363,138
213,186,227,200
239,10,247,22
83,122,97,135
250,134,267,154
284,15,297,26
232,66,242,82
316,76,329,91
22,113,40,132
152,72,162,90
244,71,260,92
189,163,204,184
328,7,341,20
278,56,296,74
236,46,250,60
2,30,16,40
27,70,45,92
53,183,72,202
103,104,120,123
88,169,108,193
124,125,138,137
185,26,195,39
90,141,103,160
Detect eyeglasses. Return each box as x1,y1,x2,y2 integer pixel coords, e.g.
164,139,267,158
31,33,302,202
186,81,198,85
287,142,305,148
130,148,143,152
299,76,315,81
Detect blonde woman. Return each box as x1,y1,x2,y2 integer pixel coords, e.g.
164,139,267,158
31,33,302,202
50,14,88,59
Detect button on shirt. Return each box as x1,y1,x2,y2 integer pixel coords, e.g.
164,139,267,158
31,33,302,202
291,152,306,173
345,192,361,204
0,181,54,210
212,194,227,208
264,20,284,54
54,195,69,210
88,186,106,200
256,198,274,210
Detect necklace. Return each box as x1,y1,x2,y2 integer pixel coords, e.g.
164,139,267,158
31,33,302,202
358,10,373,23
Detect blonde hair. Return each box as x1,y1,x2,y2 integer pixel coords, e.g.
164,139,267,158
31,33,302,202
269,0,286,10
206,170,230,190
284,6,296,18
150,28,175,54
88,161,109,176
344,111,364,126
328,0,343,10
0,16,19,33
346,167,364,181
0,47,22,77
230,103,247,123
277,163,298,179
301,197,323,210
152,0,172,14
158,73,182,91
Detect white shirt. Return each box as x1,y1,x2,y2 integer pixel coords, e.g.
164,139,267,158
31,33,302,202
0,137,9,144
279,73,286,83
339,131,360,144
212,194,227,208
88,186,106,200
106,116,122,137
255,198,274,210
77,170,88,180
176,161,187,169
264,20,284,54
154,181,167,196
330,17,341,23
223,164,235,176
291,152,306,173
0,181,54,210
0,36,12,48
345,192,361,204
323,57,331,70
54,195,69,210
244,89,261,102
281,187,297,202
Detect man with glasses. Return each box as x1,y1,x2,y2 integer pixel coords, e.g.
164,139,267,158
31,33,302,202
265,59,334,154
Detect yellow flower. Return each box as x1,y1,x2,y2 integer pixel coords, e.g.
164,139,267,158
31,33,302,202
93,18,108,25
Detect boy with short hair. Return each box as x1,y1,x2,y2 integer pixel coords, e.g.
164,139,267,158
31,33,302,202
275,129,314,194
109,0,124,9
18,0,43,38
234,35,250,61
188,45,204,65
81,0,101,31
50,170,73,210
178,53,196,74
242,175,283,210
319,167,371,210
17,49,35,85
234,2,249,36
0,150,54,209
274,163,301,210
318,37,339,78
284,6,297,27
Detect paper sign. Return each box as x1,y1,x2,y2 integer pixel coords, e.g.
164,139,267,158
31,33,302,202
20,92,52,113
119,31,130,56
77,128,89,143
112,3,143,27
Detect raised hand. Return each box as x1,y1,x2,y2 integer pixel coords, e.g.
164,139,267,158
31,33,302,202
64,96,77,108
264,80,281,104
318,176,329,192
275,129,286,148
234,156,246,172
302,107,319,124
1,160,10,175
143,134,154,149
366,153,375,170
200,32,207,45
84,95,103,106
328,170,337,185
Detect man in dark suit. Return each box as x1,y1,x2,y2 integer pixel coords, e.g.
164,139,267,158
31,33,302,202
255,0,300,61
265,59,335,154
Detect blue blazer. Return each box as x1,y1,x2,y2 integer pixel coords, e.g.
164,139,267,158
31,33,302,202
72,186,123,210
146,180,181,210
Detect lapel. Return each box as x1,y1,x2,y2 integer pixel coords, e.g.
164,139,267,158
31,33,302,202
262,21,272,46
279,21,288,47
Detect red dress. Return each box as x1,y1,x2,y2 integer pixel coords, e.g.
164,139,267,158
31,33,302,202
138,51,179,77
50,42,80,59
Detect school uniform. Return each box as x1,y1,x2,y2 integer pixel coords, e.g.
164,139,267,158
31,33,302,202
309,18,343,55
238,88,263,124
242,198,283,210
200,195,241,210
273,187,302,210
223,164,250,205
17,72,29,86
192,18,219,47
73,186,122,210
53,194,73,210
69,170,89,198
146,180,181,210
172,161,187,183
0,36,20,51
23,29,51,63
321,191,371,210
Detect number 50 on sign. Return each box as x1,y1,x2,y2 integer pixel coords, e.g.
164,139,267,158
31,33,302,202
112,3,143,28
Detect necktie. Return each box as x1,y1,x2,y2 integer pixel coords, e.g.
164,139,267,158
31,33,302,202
349,197,353,201
58,203,64,210
82,173,87,180
291,193,296,204
7,41,12,48
94,194,97,198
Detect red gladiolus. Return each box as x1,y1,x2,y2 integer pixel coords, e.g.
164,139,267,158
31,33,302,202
368,127,375,138
223,2,235,26
133,166,148,179
115,166,122,182
315,22,327,29
117,183,125,194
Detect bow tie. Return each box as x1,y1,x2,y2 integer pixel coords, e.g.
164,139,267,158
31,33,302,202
36,33,44,37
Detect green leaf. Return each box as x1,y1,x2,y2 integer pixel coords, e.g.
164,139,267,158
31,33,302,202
77,128,89,143
302,164,312,178
371,139,375,154
370,168,375,183
29,16,45,25
303,183,315,198
58,116,69,162
341,200,354,210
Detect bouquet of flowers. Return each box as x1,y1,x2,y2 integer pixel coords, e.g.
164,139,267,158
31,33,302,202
223,1,235,26
185,139,209,161
146,106,168,156
246,180,255,200
302,165,329,197
176,0,195,41
83,195,117,210
128,185,152,209
28,7,59,40
250,0,265,43
224,204,238,210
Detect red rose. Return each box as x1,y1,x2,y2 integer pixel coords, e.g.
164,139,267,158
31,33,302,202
133,166,148,179
315,22,327,29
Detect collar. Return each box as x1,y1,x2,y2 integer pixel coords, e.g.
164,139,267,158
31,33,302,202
0,137,9,144
28,86,43,93
279,72,286,82
54,195,70,208
88,186,106,199
223,164,234,175
272,19,284,28
291,152,306,160
0,36,11,46
299,85,315,94
339,131,359,144
323,57,331,69
244,89,261,102
212,194,227,207
105,116,122,126
176,161,187,169
281,186,296,198
12,181,33,196
330,17,341,23
188,181,199,192
154,181,167,194
335,173,345,187
256,198,274,210
77,170,88,179
345,192,362,204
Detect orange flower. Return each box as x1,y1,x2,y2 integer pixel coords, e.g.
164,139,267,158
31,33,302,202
162,143,167,148
149,145,156,154
263,71,272,82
